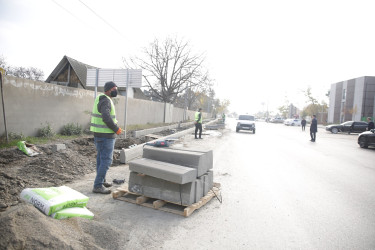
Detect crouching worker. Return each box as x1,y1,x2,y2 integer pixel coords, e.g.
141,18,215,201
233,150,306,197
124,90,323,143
90,81,122,194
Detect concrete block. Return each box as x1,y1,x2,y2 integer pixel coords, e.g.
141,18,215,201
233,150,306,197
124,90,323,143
172,148,213,174
129,158,197,184
128,171,196,206
207,169,214,190
52,144,66,152
121,120,217,164
202,174,209,196
201,170,214,196
205,124,225,130
143,147,213,177
120,148,126,163
194,178,203,203
132,121,193,138
197,175,205,198
120,145,144,164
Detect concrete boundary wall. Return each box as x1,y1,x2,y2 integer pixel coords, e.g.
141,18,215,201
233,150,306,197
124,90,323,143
0,75,211,137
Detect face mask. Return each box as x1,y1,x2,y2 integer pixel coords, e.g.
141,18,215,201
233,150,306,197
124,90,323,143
110,90,118,97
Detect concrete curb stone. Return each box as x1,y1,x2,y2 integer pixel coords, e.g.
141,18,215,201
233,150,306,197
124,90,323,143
120,119,218,164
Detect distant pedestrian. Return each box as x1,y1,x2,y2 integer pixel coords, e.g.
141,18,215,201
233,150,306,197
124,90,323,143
301,118,306,131
310,115,318,142
194,108,203,139
367,117,374,131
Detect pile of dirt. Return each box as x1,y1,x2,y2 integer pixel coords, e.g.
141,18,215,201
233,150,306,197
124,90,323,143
0,136,146,211
0,124,196,249
0,203,126,249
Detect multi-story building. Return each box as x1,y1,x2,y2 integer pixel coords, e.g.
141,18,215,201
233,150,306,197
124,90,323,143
288,103,299,118
328,76,375,124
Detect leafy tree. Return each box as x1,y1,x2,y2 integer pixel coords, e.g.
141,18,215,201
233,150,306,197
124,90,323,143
215,99,230,114
302,87,328,117
303,87,318,105
123,37,210,104
326,90,330,98
174,83,214,111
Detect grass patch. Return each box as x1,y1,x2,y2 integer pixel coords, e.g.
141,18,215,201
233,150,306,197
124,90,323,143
0,122,178,149
0,134,89,149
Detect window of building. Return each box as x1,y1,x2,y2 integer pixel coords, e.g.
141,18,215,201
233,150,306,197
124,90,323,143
342,89,346,100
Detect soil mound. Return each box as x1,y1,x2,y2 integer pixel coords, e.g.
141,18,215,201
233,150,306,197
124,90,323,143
0,203,125,249
0,137,146,211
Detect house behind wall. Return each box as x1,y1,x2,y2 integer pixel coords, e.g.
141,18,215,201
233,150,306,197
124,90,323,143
328,76,375,124
46,55,148,100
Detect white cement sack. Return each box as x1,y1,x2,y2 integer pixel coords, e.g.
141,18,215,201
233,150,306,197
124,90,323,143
20,186,89,216
51,207,94,220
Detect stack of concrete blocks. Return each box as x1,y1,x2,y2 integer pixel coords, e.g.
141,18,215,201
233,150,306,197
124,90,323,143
128,146,213,206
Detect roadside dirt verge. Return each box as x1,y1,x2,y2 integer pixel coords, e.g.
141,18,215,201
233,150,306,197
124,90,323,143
0,123,220,249
0,136,148,210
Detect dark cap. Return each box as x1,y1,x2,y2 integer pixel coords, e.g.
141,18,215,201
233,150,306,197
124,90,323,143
104,81,117,92
198,108,202,111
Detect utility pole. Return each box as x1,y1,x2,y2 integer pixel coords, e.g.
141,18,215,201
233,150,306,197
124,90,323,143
124,69,129,139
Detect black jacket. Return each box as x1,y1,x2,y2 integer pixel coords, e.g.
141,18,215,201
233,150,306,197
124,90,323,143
310,118,318,132
368,121,375,130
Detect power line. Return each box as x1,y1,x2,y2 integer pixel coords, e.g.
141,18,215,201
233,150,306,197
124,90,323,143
50,0,87,26
77,0,123,36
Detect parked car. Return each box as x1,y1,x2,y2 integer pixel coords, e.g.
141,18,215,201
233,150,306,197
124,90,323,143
358,129,375,148
236,115,255,133
284,119,301,126
270,117,284,123
326,121,368,134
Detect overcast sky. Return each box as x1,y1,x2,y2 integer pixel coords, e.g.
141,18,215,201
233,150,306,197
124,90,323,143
1,0,375,115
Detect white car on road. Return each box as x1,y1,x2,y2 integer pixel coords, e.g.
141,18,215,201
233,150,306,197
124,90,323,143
284,119,302,126
236,115,256,133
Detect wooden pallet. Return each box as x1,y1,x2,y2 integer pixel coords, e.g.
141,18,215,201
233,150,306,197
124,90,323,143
112,183,221,217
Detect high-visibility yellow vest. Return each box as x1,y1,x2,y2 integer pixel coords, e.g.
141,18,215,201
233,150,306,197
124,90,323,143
90,94,118,133
195,112,202,123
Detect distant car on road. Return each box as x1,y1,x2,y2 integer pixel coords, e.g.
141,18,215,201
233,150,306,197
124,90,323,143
326,121,368,134
358,129,375,148
270,117,284,123
236,115,255,133
284,119,301,126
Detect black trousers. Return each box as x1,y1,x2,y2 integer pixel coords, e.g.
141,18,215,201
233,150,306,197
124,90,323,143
310,131,316,141
302,125,306,131
195,123,202,138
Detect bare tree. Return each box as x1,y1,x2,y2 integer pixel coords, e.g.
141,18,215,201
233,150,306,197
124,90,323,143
176,82,214,110
0,55,11,73
123,37,210,103
0,55,44,81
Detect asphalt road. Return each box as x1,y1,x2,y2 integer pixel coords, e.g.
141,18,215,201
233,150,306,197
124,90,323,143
70,119,375,249
161,118,375,249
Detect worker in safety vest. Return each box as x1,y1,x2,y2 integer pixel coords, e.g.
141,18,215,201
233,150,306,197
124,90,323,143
90,81,122,194
194,108,203,139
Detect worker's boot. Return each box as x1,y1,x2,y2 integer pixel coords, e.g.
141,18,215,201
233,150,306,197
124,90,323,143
92,186,111,194
103,180,112,188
